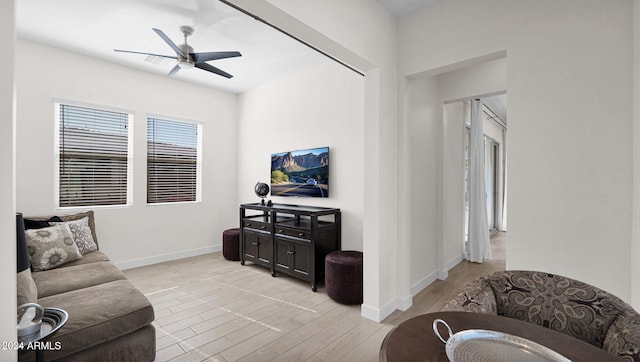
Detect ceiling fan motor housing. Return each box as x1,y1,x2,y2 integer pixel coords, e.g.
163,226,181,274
178,43,195,68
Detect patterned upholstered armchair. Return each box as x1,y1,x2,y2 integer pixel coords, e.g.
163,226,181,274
443,270,640,361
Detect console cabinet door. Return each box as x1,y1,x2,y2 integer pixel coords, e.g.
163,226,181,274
243,231,272,266
291,243,310,277
275,238,310,278
274,239,291,273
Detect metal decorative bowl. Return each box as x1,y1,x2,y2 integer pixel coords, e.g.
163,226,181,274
17,305,68,344
17,303,43,342
433,319,571,362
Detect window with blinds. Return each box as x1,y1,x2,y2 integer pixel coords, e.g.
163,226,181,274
56,103,131,207
147,117,201,204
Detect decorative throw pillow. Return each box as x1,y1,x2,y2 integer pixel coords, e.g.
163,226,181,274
50,217,98,255
25,224,82,271
60,211,99,249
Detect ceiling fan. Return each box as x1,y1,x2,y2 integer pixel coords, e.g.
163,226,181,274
114,26,241,79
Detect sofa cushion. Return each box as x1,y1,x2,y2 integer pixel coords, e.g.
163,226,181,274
51,217,98,255
57,251,110,268
25,224,83,271
37,280,154,360
32,261,126,299
19,325,156,362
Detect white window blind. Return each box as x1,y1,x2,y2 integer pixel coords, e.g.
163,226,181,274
147,117,200,204
57,103,131,207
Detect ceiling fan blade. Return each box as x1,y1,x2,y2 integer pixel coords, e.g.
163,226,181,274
114,49,177,59
168,64,181,76
195,62,233,79
190,51,241,63
152,28,185,58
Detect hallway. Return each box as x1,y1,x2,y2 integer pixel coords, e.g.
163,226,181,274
385,232,506,324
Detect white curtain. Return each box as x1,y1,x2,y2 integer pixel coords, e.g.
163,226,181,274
466,99,491,263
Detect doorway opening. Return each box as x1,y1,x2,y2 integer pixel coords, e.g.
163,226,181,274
462,95,507,256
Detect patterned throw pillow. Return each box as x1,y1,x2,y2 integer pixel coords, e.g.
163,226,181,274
51,217,98,255
25,224,82,271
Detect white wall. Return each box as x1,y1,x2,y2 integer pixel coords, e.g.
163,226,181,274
437,57,507,104
400,76,439,294
441,102,465,272
238,61,364,251
15,41,239,268
400,0,634,300
0,0,17,360
229,0,399,321
265,0,401,321
633,0,640,309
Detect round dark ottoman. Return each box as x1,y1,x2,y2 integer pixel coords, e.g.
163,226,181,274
325,250,363,304
222,228,240,261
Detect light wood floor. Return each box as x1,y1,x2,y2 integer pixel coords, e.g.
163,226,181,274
123,233,506,362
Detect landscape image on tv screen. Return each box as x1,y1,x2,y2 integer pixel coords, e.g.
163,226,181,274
271,147,329,198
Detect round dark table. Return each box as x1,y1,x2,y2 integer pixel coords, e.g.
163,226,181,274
379,311,621,362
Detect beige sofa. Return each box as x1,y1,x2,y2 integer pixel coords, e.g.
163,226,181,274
17,211,155,361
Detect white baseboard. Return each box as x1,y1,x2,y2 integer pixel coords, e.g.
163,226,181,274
411,271,438,296
437,269,448,280
361,299,400,322
446,253,464,271
397,294,413,311
438,253,464,280
412,253,464,295
360,292,413,322
361,253,467,323
114,245,221,270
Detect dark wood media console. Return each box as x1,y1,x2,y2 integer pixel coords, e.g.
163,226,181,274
239,203,341,292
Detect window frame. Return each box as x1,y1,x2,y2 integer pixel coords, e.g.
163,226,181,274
54,100,134,210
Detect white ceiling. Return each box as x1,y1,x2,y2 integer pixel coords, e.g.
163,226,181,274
17,0,444,94
16,0,330,94
377,0,441,17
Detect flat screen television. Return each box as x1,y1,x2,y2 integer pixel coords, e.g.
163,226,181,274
271,146,329,198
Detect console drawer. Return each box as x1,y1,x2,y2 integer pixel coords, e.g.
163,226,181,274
275,226,310,240
243,220,271,232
